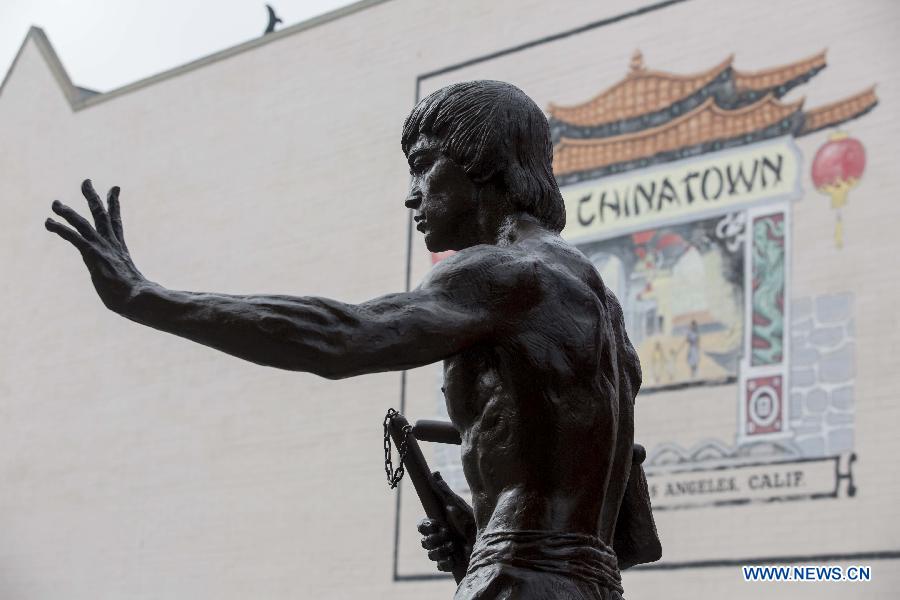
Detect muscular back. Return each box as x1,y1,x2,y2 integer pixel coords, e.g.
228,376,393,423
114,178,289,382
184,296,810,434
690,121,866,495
431,231,639,544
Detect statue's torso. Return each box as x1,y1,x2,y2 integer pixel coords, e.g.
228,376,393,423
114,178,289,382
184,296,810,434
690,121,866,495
442,237,632,541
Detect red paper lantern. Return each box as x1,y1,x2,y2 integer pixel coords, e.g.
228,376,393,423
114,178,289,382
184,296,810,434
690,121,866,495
811,131,866,248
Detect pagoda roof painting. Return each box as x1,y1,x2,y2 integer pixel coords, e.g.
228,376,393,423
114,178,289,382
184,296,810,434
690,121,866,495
548,51,827,141
551,51,878,184
800,86,878,136
547,54,734,130
733,51,827,97
554,95,804,181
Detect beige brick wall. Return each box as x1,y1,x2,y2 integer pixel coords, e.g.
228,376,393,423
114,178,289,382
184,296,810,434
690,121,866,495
1,1,898,598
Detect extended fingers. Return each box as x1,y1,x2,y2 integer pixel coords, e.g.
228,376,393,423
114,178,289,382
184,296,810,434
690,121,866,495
106,185,127,247
45,218,88,252
82,179,112,236
52,200,97,240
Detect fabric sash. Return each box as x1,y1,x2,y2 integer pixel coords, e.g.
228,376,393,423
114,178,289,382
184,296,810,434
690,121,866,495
466,529,623,595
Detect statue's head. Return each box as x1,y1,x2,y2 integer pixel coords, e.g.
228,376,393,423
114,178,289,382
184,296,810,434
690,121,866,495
402,81,565,251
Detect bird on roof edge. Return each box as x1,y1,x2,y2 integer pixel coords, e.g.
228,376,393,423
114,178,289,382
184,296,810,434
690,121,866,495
264,4,283,35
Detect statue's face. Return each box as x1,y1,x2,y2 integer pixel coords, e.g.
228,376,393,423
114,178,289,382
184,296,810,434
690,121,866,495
404,134,481,252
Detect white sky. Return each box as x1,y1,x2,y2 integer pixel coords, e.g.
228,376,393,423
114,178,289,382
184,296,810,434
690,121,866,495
1,0,357,91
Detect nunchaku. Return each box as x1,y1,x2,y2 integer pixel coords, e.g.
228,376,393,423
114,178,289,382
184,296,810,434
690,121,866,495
385,412,468,584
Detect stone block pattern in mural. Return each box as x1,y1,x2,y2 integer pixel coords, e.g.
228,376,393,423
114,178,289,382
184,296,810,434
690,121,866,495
789,293,855,457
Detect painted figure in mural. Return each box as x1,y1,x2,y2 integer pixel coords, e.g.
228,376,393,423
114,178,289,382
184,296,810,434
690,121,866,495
651,341,665,384
686,320,700,379
44,80,659,599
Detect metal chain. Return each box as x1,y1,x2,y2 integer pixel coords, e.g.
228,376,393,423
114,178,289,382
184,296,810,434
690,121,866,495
383,408,413,489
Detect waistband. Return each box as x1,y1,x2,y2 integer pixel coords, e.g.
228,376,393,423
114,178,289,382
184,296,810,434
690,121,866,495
467,529,623,594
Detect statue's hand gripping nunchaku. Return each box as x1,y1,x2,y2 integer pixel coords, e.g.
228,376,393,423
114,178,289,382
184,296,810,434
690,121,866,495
383,409,470,584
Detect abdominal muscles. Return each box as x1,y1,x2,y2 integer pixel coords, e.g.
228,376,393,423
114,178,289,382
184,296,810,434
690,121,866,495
445,343,615,535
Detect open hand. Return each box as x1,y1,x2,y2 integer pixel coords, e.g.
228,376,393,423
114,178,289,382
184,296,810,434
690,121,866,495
45,179,147,314
418,472,476,574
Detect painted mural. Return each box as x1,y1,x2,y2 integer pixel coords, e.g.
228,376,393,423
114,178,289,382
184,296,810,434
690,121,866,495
428,51,876,512
551,50,877,510
577,215,745,390
397,2,895,575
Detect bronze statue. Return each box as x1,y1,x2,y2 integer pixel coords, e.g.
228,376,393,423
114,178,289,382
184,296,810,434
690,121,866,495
45,80,660,599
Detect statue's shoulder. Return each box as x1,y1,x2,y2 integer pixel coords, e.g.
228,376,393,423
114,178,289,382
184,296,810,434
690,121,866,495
420,244,545,295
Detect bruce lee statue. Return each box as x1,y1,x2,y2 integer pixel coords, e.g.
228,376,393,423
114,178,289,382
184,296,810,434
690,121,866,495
45,80,661,599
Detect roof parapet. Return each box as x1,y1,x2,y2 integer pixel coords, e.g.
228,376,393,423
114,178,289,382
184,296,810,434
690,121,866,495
0,0,391,112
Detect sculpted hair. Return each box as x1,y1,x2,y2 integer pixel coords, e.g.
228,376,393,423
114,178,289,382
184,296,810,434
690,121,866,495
401,80,566,232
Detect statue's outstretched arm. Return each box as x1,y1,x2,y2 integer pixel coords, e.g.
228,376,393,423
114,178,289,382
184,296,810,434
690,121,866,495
46,180,535,379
